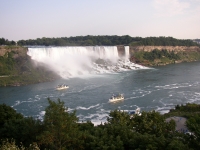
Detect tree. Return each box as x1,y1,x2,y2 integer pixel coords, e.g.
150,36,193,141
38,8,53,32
37,98,81,150
107,110,131,126
186,114,200,149
1,117,42,147
0,104,42,147
131,110,176,136
166,139,189,150
0,38,6,45
0,104,23,128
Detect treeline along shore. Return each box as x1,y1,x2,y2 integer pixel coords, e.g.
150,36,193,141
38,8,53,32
0,36,200,86
16,36,200,46
1,36,200,47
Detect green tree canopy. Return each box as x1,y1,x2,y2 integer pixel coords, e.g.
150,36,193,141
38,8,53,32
17,36,199,46
0,104,23,127
37,98,81,150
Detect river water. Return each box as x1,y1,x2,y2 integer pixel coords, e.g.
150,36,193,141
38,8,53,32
0,61,200,125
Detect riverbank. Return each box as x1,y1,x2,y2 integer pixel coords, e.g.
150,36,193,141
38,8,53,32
129,46,200,66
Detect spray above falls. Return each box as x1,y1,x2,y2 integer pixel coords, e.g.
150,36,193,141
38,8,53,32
27,46,146,78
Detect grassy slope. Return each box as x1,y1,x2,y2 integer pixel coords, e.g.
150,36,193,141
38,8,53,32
0,46,59,86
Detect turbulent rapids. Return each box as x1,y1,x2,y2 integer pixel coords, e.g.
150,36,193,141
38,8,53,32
27,46,146,78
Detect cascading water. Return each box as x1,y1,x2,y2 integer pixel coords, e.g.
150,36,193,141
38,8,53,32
27,46,146,78
124,46,130,60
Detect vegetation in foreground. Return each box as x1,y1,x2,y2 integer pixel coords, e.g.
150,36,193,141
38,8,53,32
0,99,200,150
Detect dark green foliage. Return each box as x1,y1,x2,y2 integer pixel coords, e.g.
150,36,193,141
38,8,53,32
1,117,42,147
1,101,200,149
0,104,23,127
143,49,180,62
164,103,200,118
0,38,16,45
17,36,199,46
37,98,82,150
107,110,131,126
176,103,200,112
135,36,199,46
81,110,186,150
131,110,176,136
0,104,42,147
186,113,200,148
186,114,200,148
133,49,182,66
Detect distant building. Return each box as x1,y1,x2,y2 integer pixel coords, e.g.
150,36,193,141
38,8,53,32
193,39,200,44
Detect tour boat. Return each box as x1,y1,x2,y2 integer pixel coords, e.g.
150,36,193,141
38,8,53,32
109,93,124,102
56,84,69,90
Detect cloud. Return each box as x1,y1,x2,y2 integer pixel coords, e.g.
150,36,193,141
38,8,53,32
153,0,190,17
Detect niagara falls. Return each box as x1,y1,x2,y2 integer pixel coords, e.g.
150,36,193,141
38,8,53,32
27,46,147,78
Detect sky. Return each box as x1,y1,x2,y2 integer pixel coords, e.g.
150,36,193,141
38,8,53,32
0,0,200,41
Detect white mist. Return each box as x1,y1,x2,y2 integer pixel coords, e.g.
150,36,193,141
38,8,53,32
27,46,145,78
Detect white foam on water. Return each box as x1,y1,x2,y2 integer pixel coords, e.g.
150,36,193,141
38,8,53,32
12,98,41,107
37,111,46,120
86,113,109,125
125,89,153,101
27,46,147,79
155,106,171,113
158,109,170,114
40,111,45,116
76,104,100,110
76,108,111,126
155,82,195,90
35,95,40,100
12,100,21,107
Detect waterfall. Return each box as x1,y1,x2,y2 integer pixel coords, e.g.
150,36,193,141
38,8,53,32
124,46,130,60
27,46,146,78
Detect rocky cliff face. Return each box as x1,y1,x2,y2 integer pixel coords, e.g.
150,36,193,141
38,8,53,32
117,46,200,58
129,46,200,53
128,46,200,66
0,46,28,58
117,45,125,57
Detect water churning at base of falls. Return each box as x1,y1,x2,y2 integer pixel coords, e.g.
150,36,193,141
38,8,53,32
27,46,146,78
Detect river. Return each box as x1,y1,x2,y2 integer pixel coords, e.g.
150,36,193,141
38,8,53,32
0,61,200,125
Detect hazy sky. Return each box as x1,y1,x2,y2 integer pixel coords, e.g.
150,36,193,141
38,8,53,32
1,0,200,41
